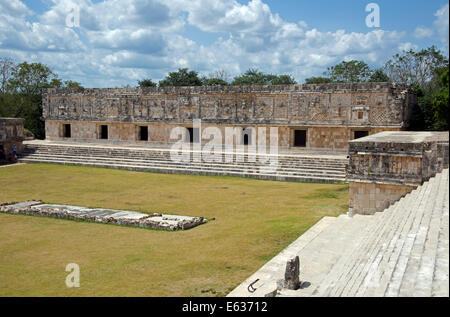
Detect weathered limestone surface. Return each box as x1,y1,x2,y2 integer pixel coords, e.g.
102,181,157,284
42,83,415,150
228,169,449,297
347,131,449,215
0,118,24,158
0,201,206,231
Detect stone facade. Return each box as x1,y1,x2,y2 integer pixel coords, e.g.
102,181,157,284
347,131,449,215
42,83,416,151
0,118,24,161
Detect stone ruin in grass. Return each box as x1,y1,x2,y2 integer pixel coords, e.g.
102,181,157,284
0,201,207,231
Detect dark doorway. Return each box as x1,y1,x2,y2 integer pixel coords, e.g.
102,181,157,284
243,129,252,146
294,130,307,147
187,128,194,143
100,125,108,140
186,128,200,143
63,124,71,138
139,126,149,141
244,134,249,146
354,131,369,140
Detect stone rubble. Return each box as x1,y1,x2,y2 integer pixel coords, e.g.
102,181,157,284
0,201,206,231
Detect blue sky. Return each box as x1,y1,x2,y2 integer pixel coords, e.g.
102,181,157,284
1,0,448,87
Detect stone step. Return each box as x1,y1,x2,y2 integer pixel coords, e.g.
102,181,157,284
20,152,347,172
359,175,436,297
227,216,338,297
20,156,346,180
23,145,348,165
323,176,434,297
340,175,441,297
313,196,407,297
385,173,443,297
396,170,447,297
20,154,347,177
227,170,449,297
21,152,347,167
253,214,354,298
19,158,346,183
431,170,450,297
412,169,449,297
286,214,375,297
22,150,347,168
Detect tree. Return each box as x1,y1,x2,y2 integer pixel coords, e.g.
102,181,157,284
208,70,231,83
202,77,229,86
0,57,15,95
369,69,390,82
46,78,63,88
7,62,57,97
64,80,83,88
431,69,449,130
2,62,58,139
231,69,268,86
138,79,157,87
159,68,203,87
384,46,449,90
231,69,297,86
201,69,231,86
271,74,297,85
325,60,373,83
384,47,449,131
304,77,332,84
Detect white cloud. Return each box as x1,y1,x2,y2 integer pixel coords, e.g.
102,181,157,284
434,3,449,52
0,0,417,87
0,0,32,17
0,1,84,52
398,42,419,52
413,26,434,39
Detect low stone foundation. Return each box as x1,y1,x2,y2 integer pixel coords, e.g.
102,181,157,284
0,201,207,231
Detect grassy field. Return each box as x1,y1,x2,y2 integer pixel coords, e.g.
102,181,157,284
0,163,348,297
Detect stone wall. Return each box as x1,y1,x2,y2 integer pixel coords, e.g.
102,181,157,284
42,83,415,150
347,131,449,215
44,120,401,151
0,118,24,159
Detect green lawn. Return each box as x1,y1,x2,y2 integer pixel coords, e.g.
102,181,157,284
0,163,348,297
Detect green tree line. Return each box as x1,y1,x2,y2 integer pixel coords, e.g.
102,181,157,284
138,68,297,88
0,59,83,139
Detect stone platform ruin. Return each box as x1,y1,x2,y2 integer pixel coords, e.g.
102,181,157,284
0,201,206,231
347,131,449,215
0,118,24,163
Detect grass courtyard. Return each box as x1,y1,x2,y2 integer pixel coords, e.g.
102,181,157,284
0,163,349,297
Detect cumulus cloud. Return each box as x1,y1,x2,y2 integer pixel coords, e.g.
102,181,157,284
0,0,84,52
413,26,434,39
434,3,449,52
398,42,419,52
0,0,32,17
0,0,424,87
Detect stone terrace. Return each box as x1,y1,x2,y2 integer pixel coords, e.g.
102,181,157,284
228,169,449,297
19,140,348,183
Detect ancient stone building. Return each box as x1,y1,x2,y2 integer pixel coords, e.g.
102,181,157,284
42,83,416,152
0,118,24,161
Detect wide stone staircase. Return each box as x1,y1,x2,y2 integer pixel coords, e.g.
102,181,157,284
18,142,348,183
228,169,449,297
